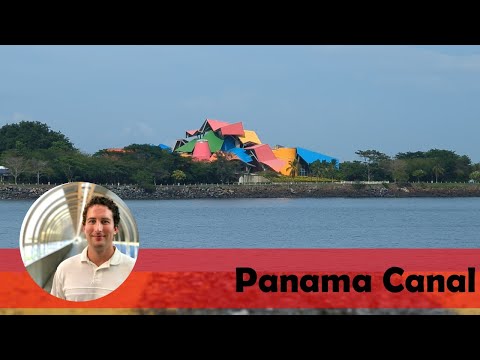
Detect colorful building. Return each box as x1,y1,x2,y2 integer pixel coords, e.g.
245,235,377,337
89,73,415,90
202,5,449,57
173,118,339,176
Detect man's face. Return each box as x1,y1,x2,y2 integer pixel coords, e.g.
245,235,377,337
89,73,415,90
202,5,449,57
83,205,118,250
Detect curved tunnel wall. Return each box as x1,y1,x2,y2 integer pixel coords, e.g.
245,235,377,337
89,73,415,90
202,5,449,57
19,182,140,291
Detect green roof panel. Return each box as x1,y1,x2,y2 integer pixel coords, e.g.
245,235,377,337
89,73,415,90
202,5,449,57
203,130,224,153
175,139,197,153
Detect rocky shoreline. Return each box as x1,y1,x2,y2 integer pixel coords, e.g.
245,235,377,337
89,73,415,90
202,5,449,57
1,182,480,200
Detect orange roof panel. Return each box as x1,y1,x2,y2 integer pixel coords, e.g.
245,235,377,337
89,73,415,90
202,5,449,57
209,151,240,162
272,147,297,176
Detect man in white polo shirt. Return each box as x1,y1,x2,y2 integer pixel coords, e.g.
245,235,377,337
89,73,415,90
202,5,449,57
50,195,136,302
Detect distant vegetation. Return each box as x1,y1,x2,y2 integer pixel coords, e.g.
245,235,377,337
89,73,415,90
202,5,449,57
1,121,479,190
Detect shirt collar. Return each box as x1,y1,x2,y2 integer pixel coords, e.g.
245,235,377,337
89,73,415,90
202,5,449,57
80,245,121,266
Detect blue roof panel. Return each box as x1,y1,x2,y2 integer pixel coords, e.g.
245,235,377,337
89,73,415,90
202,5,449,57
221,136,236,151
296,147,339,168
227,148,253,164
158,143,172,152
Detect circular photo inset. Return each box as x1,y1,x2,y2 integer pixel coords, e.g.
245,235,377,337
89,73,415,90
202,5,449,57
19,182,139,302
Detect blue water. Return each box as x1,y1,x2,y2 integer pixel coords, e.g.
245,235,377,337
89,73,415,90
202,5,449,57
3,198,479,249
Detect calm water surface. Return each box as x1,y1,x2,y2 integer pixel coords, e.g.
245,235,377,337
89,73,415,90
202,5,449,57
2,198,479,249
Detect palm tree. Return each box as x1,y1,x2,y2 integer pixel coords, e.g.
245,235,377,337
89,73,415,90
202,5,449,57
310,160,325,180
287,158,300,178
432,164,444,183
327,159,338,182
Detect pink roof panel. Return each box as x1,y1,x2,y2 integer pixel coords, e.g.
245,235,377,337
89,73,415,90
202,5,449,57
192,140,211,161
262,159,287,172
219,122,245,137
206,119,230,131
186,129,200,137
245,144,286,172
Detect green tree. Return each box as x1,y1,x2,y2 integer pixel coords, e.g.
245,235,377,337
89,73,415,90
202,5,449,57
133,169,154,184
209,152,241,183
412,169,426,183
470,171,480,183
395,151,426,160
30,159,50,185
0,121,75,153
425,149,469,182
355,150,390,182
171,169,187,183
310,160,327,180
56,152,88,182
188,161,210,184
338,161,365,181
389,159,408,183
1,150,28,184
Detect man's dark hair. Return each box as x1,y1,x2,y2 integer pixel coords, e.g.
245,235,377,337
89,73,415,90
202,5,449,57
82,195,120,227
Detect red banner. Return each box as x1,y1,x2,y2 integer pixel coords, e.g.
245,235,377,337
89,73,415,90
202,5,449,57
1,248,480,309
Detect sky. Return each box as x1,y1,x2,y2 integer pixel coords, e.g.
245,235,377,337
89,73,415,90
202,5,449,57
1,45,480,163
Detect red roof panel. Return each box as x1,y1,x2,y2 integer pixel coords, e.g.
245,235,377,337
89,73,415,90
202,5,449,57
219,122,245,136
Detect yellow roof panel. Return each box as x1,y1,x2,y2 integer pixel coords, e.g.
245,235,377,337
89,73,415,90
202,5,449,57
239,130,262,145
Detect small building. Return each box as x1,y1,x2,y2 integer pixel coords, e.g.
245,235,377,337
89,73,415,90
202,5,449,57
0,166,10,181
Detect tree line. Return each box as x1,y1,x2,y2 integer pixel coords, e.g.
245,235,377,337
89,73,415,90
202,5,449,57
1,121,479,189
340,149,480,184
0,121,243,190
